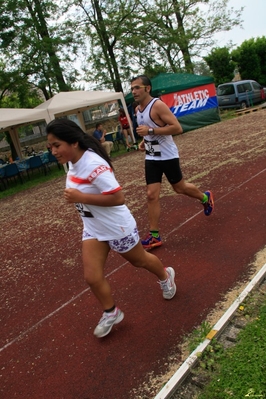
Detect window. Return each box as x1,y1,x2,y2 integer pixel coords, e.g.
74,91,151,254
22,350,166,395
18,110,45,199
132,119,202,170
237,83,252,93
217,84,234,96
252,82,261,90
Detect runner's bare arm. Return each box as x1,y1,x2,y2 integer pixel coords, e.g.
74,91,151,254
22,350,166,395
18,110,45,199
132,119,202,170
64,188,125,206
136,100,183,137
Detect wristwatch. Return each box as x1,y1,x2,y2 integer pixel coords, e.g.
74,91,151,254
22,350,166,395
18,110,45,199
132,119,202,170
148,128,154,134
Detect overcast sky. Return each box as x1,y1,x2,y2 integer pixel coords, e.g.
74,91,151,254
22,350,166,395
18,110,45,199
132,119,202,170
214,0,265,48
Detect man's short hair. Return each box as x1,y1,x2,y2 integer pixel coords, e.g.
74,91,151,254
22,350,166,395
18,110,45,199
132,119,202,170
95,122,102,129
131,75,152,90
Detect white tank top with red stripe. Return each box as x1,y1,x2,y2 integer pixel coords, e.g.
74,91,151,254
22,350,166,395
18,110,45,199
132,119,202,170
67,150,136,240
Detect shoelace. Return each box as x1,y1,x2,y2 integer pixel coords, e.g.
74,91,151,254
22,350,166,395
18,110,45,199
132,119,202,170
159,278,170,291
99,310,117,325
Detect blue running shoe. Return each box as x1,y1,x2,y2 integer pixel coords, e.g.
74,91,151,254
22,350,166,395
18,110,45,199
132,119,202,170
203,190,214,216
141,233,162,250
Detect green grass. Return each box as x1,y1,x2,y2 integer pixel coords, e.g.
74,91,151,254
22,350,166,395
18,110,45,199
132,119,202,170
187,321,212,353
0,165,66,200
187,291,266,399
111,145,131,158
219,109,238,121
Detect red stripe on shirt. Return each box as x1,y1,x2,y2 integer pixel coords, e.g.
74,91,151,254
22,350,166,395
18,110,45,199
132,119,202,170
102,187,122,195
68,165,113,184
69,176,92,184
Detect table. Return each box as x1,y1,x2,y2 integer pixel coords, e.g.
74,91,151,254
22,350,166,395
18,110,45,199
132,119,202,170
0,164,5,178
0,162,24,186
0,152,51,190
105,131,116,140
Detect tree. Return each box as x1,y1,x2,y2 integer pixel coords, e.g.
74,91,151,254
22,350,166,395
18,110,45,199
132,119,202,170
0,59,44,108
0,0,79,99
0,0,245,97
255,37,266,85
232,37,266,85
68,0,144,92
135,0,243,74
193,61,211,77
69,0,243,92
143,65,170,79
204,47,236,85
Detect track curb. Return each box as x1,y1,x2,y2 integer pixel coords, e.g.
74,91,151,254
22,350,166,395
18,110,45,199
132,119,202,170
154,262,266,399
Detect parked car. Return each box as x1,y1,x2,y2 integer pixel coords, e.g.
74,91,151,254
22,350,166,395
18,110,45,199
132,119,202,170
217,80,265,109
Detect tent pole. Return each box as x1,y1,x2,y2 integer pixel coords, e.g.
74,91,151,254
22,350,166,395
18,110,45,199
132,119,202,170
10,127,23,160
77,112,86,131
120,97,134,141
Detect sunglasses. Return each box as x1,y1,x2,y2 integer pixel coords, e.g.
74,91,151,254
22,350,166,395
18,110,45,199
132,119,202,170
130,85,147,91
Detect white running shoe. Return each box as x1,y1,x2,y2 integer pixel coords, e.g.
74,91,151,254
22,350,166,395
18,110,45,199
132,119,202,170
159,267,176,300
94,307,124,338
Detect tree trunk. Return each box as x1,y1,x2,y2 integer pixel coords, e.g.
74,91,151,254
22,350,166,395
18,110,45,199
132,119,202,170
93,0,123,92
25,0,70,92
173,0,194,73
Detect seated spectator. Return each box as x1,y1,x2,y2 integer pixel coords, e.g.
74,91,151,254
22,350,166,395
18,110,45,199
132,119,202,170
93,123,113,156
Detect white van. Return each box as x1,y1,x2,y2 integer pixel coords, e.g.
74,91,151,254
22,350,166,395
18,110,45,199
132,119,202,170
217,80,264,109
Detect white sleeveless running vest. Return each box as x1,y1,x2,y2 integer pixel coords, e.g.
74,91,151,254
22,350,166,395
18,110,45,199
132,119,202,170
136,98,179,160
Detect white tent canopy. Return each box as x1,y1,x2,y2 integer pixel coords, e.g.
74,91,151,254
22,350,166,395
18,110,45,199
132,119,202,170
0,90,131,159
35,90,126,117
35,90,132,133
0,108,50,131
0,108,51,158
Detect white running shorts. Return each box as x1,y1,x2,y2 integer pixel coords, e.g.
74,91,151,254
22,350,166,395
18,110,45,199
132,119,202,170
82,226,139,253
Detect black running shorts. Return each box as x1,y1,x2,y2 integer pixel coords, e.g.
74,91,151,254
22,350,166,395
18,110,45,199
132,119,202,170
145,158,183,185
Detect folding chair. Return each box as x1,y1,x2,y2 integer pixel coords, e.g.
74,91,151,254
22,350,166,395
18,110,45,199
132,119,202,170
113,126,126,151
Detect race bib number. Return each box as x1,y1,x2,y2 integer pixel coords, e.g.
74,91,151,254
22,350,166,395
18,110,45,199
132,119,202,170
144,139,161,157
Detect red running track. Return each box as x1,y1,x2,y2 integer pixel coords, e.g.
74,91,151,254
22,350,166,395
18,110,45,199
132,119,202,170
1,126,266,399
